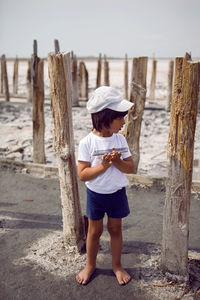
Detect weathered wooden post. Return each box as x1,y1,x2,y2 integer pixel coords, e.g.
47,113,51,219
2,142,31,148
148,59,157,101
165,60,174,112
124,54,128,99
32,40,46,164
161,53,200,283
48,51,85,251
104,55,110,86
79,61,88,100
27,60,32,102
124,57,148,173
54,39,60,54
13,56,19,95
71,54,79,106
96,53,102,88
2,55,10,102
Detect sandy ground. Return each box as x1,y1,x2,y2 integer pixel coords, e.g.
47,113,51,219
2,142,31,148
0,168,200,300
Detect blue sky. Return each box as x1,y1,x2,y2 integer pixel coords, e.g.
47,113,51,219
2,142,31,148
0,0,200,58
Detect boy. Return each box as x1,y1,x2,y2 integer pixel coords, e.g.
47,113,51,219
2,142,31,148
76,86,134,285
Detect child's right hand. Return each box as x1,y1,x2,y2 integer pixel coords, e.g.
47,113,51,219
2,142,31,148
101,153,113,169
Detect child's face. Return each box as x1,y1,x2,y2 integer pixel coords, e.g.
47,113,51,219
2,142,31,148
109,116,125,134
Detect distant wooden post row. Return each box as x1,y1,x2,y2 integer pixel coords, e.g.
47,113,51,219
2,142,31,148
1,50,200,116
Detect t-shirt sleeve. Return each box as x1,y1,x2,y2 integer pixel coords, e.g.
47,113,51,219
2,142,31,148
120,135,132,159
78,139,91,162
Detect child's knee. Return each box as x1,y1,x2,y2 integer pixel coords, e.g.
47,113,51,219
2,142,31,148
107,223,121,236
88,223,103,239
89,228,103,240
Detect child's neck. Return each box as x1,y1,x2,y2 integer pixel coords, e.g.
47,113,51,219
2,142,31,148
92,128,113,138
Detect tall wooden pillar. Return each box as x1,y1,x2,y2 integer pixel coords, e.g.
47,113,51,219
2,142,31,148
161,53,200,282
48,51,85,251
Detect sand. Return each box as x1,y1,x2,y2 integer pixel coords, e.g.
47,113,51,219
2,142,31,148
0,169,200,300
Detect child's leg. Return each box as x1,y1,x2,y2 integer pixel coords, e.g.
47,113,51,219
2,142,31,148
107,217,131,285
76,218,103,285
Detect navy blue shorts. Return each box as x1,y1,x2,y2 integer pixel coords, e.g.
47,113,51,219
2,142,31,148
86,187,130,221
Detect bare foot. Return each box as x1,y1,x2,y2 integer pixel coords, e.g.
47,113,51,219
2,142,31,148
113,267,131,285
76,265,95,285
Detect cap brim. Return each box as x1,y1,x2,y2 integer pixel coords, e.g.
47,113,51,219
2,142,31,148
108,99,134,112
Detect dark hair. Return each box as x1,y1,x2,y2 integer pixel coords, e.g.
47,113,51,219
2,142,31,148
91,108,128,131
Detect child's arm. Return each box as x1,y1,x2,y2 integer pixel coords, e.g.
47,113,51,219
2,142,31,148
111,151,134,174
78,153,112,182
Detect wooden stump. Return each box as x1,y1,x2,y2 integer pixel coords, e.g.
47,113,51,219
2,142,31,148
32,41,45,164
2,55,10,102
124,57,148,173
165,60,174,112
161,54,200,282
71,55,79,106
124,54,128,99
13,57,19,94
96,53,102,88
48,51,85,251
149,59,157,101
79,61,88,100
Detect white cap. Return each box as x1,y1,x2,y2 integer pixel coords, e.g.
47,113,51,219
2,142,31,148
87,86,134,113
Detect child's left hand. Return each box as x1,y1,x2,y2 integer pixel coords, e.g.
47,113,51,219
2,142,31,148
111,148,122,162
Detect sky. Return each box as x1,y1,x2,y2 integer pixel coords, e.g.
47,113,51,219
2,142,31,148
0,0,200,58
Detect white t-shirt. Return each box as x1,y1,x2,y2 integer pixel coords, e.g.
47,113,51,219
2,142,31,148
78,132,131,194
